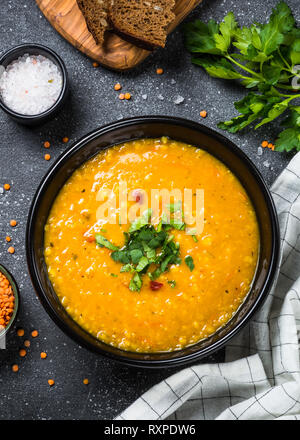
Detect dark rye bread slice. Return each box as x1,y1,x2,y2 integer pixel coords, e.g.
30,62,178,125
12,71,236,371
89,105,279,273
77,0,109,46
108,0,176,50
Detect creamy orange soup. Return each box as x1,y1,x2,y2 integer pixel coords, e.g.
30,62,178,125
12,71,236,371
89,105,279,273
44,138,259,352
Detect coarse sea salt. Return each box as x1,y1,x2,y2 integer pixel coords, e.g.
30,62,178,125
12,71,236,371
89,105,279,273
0,54,63,115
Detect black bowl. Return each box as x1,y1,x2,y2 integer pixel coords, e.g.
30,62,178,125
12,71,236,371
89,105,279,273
26,116,280,368
0,43,69,126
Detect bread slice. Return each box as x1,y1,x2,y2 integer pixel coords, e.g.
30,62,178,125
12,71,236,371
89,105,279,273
108,0,176,50
77,0,110,46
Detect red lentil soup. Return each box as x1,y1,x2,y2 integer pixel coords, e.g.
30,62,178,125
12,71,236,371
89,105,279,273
44,138,259,352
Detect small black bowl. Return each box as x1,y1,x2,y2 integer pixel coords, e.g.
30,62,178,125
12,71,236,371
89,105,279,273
26,116,280,368
0,43,69,126
0,264,20,346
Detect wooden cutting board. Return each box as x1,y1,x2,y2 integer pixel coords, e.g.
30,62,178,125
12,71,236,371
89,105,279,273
36,0,202,70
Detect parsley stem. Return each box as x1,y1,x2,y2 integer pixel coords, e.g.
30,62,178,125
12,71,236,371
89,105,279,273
277,84,300,91
226,55,263,80
277,48,291,70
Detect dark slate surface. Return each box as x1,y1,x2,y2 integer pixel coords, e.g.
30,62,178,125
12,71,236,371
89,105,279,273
0,0,298,420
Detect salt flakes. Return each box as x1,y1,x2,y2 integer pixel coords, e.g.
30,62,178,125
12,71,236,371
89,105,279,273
0,54,63,115
173,95,184,105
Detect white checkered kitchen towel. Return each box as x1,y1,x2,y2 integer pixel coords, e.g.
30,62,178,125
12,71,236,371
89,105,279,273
117,152,300,420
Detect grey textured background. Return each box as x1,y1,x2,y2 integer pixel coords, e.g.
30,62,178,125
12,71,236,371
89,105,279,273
0,0,298,420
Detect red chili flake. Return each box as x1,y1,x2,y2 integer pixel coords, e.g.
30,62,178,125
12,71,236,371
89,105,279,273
85,235,95,242
150,281,163,291
132,190,143,204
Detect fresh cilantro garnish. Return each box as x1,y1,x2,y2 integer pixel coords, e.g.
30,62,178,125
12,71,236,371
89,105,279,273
185,255,195,272
184,1,300,152
95,209,195,292
167,280,176,288
95,234,119,251
129,208,152,233
129,273,142,292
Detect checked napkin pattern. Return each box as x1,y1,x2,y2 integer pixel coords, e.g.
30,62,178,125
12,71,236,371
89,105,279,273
116,152,300,420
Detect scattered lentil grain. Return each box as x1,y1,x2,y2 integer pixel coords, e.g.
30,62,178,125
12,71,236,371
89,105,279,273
17,328,24,337
10,220,17,227
8,246,15,254
200,110,207,118
19,349,26,357
31,330,39,338
156,68,164,75
83,378,89,385
44,141,50,149
12,364,19,372
48,379,55,386
114,83,122,91
44,153,51,161
4,183,10,191
40,352,47,359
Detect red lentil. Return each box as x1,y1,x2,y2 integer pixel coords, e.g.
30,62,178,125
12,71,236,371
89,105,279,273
17,328,24,337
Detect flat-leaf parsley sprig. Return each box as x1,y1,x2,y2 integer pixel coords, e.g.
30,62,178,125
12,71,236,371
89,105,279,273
95,207,195,292
184,1,300,152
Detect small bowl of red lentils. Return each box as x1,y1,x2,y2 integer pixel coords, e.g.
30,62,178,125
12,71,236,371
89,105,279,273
0,264,19,340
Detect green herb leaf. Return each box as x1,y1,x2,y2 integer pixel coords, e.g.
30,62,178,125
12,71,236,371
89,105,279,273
184,19,223,55
129,273,142,292
165,200,182,213
129,209,152,233
129,249,144,264
95,234,119,251
111,250,130,264
185,256,195,272
136,256,149,272
192,56,244,80
120,264,135,273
